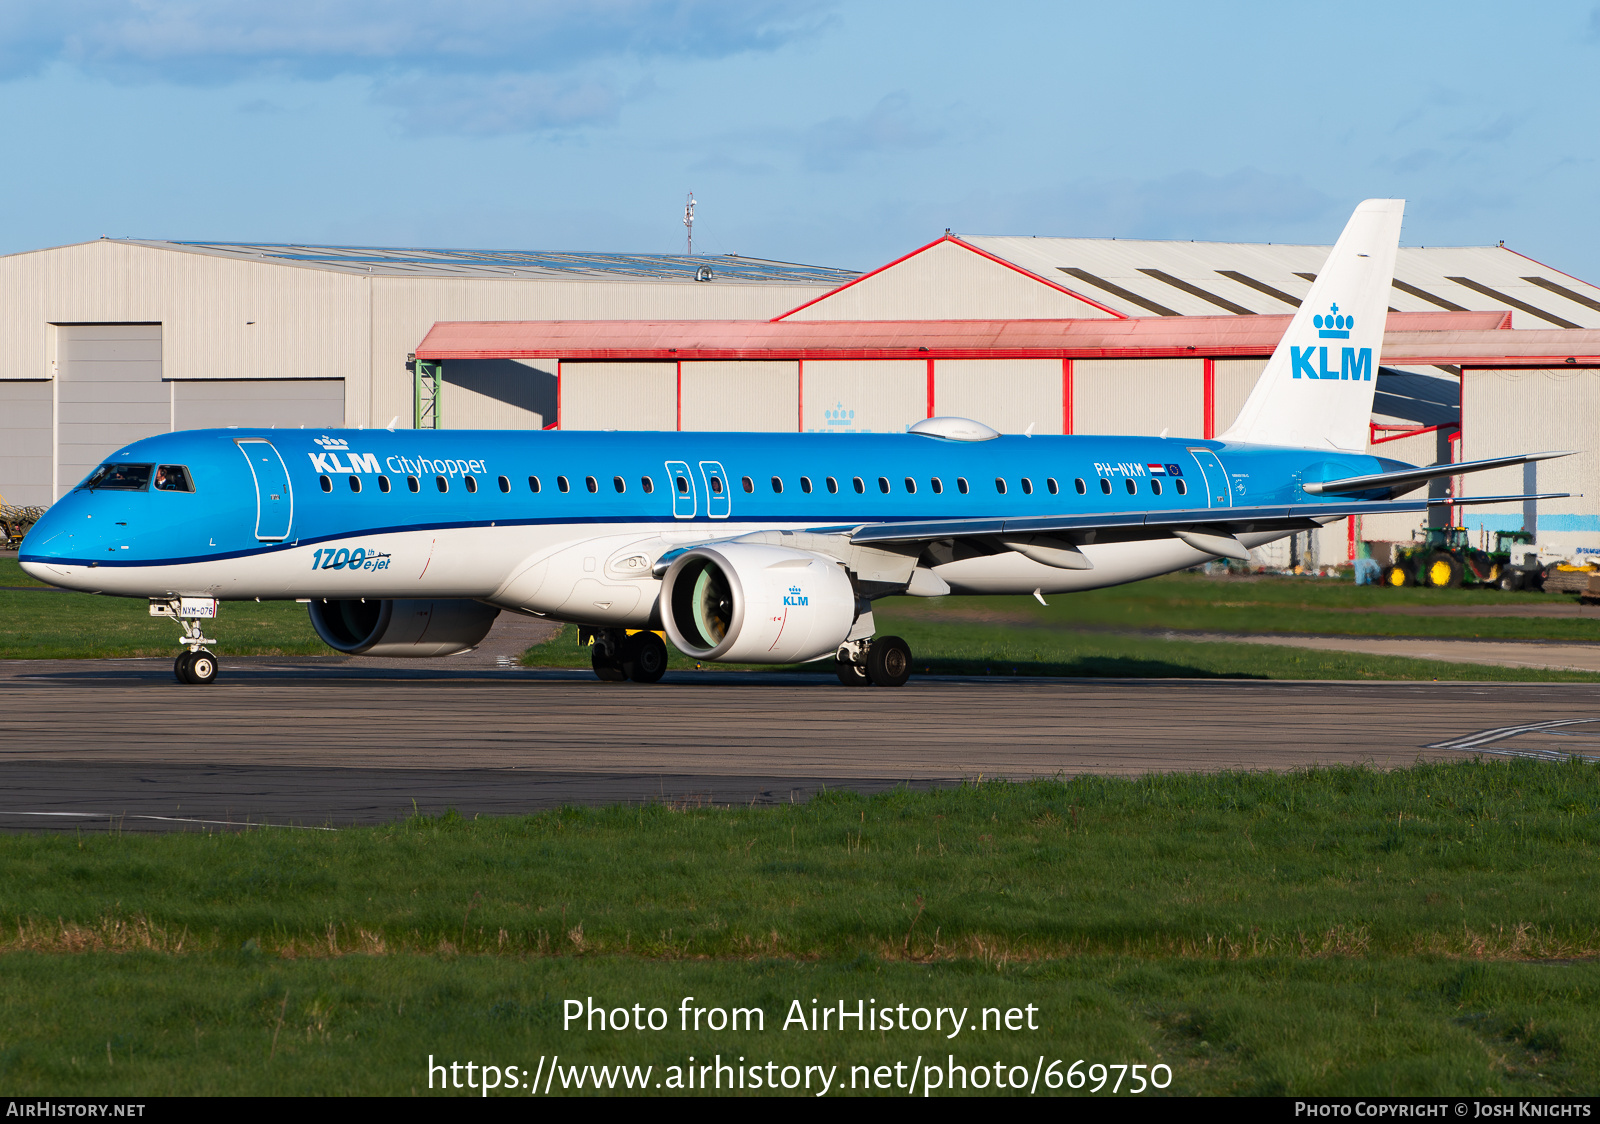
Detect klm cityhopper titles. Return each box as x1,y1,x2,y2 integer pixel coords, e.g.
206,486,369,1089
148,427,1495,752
19,200,1569,685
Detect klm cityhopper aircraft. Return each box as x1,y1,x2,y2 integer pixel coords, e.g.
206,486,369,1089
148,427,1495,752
20,200,1569,685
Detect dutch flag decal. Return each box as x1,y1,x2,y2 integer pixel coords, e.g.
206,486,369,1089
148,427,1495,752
1147,463,1167,475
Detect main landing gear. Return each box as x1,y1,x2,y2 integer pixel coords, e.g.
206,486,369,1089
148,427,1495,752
587,628,669,684
835,635,913,688
150,598,220,685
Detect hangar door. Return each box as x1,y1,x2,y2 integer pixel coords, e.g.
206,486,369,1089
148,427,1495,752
55,324,167,494
174,380,344,430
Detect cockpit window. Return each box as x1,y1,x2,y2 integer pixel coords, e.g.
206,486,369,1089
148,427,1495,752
81,463,153,491
154,465,194,492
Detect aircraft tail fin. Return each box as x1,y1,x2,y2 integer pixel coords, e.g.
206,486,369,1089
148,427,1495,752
1219,199,1404,452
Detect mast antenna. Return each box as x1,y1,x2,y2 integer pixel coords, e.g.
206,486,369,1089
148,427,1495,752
683,192,696,255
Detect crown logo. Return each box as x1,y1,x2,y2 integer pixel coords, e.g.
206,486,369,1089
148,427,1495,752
1314,303,1352,339
788,586,803,595
314,435,350,449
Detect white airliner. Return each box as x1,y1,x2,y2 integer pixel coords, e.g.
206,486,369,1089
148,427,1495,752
20,200,1568,685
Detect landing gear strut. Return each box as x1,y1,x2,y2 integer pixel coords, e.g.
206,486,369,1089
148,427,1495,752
836,635,913,688
586,628,669,684
151,598,220,685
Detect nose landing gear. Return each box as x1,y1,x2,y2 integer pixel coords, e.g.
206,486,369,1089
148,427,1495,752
150,598,220,685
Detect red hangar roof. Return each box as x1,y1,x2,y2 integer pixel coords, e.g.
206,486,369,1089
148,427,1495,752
412,310,1600,367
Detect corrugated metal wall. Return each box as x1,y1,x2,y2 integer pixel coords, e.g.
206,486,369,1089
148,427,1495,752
1074,358,1205,437
935,358,1062,434
56,324,166,494
783,241,1116,321
1462,368,1600,554
801,359,924,433
1213,359,1267,434
681,361,798,431
371,276,833,431
173,379,345,430
561,361,677,430
0,379,52,507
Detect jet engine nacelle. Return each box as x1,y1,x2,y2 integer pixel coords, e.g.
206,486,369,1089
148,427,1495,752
309,598,501,657
660,544,855,664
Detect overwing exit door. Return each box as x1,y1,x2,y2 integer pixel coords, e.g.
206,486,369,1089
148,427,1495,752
236,439,293,541
664,460,696,519
698,461,730,519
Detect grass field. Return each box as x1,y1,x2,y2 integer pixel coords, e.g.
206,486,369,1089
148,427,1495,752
2,760,1596,1095
0,559,326,659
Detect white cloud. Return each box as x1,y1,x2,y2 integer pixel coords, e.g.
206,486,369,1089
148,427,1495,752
0,1,835,133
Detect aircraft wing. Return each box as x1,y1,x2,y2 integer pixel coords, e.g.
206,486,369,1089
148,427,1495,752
849,492,1569,551
1303,450,1573,497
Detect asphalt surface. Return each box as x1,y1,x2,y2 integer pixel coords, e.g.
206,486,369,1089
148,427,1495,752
3,656,1600,830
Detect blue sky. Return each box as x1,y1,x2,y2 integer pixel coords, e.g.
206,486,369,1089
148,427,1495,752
1,1,1597,276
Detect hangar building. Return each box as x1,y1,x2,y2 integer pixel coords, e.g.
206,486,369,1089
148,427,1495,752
0,239,855,507
7,229,1600,566
416,233,1600,562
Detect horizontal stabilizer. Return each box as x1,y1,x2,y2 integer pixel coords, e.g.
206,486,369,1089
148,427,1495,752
1304,451,1574,496
1172,529,1252,561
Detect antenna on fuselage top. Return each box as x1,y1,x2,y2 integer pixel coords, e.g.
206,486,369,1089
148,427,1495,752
386,416,398,431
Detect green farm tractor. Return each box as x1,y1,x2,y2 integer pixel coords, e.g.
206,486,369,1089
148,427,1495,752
1381,527,1535,590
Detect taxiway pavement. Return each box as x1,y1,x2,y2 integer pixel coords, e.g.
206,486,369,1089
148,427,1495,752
2,658,1598,829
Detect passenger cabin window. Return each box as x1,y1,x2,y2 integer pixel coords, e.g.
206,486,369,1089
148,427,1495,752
771,476,783,494
585,476,598,493
1176,478,1188,496
641,477,654,494
1100,479,1112,495
558,476,571,493
1075,478,1086,495
1124,478,1137,495
1047,478,1059,495
498,475,510,493
348,475,361,493
153,465,194,492
408,476,420,493
378,475,391,493
710,476,723,494
528,476,541,493
994,478,1007,495
436,476,449,493
613,476,626,493
465,475,478,493
82,463,153,491
741,476,753,493
1151,479,1163,496
852,477,865,494
957,477,969,494
1021,478,1033,495
930,477,943,494
826,476,838,493
319,475,332,492
800,476,812,494
901,477,914,494
675,475,688,493
878,476,890,494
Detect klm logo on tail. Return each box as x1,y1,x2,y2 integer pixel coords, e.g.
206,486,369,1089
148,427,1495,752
1290,302,1371,383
